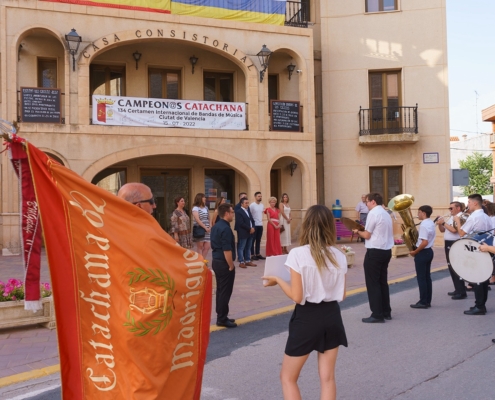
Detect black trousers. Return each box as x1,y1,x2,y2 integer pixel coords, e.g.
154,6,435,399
445,240,466,296
251,226,263,256
363,248,392,319
212,259,236,322
414,248,434,305
474,281,489,310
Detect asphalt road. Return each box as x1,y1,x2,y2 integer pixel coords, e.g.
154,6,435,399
4,269,495,399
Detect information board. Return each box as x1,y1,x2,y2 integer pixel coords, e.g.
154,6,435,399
270,100,301,132
21,87,61,123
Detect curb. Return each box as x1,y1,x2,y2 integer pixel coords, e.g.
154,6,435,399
0,265,447,388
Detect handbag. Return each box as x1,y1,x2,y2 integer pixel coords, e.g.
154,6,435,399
193,225,206,239
280,225,286,233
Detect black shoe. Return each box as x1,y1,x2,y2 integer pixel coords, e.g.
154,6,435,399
362,316,385,323
216,320,238,328
464,307,486,315
228,318,236,323
384,315,392,320
447,291,456,296
410,302,428,309
451,294,467,300
251,255,258,260
427,304,431,308
256,255,266,260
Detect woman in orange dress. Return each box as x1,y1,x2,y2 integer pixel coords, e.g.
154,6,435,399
265,196,282,257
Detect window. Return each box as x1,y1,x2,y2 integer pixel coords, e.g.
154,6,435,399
366,0,397,12
149,69,180,99
38,59,57,88
90,65,125,97
204,72,233,102
369,70,401,130
369,166,402,205
268,74,278,112
204,169,235,208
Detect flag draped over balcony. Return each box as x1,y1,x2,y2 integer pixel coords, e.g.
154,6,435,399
7,137,212,399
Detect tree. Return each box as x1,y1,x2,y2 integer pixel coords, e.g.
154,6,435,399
458,152,493,195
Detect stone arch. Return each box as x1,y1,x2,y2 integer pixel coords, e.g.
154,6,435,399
267,153,313,209
82,144,262,193
78,28,259,81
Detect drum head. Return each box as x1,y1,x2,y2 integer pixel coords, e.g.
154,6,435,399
449,239,493,284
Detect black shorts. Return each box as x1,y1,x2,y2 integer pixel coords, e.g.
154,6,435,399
285,300,348,357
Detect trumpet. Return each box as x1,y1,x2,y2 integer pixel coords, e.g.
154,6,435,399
433,209,469,228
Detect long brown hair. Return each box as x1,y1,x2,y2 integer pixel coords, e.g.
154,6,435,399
299,205,339,271
215,196,225,210
193,193,205,207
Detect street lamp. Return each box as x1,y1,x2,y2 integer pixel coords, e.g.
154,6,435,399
257,44,272,83
65,28,82,72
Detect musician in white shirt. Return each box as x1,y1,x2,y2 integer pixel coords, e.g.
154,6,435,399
436,202,466,299
454,194,492,316
410,206,436,309
353,192,394,323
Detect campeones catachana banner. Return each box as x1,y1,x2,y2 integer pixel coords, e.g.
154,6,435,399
43,0,287,25
8,138,212,399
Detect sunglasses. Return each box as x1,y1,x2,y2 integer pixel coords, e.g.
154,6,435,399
133,197,155,205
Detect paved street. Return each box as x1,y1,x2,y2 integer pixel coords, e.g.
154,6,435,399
2,270,495,399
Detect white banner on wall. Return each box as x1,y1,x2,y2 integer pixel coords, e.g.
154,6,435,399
92,95,246,130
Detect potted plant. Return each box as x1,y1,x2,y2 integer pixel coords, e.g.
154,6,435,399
0,279,55,330
392,238,409,258
340,245,355,267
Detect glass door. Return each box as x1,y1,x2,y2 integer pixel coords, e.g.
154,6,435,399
141,169,190,232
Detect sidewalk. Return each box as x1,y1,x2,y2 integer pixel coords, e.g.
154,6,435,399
0,239,447,383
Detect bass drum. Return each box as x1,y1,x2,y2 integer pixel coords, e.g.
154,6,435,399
449,233,494,284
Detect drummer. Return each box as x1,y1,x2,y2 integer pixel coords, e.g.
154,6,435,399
454,194,492,316
478,242,495,344
436,202,466,300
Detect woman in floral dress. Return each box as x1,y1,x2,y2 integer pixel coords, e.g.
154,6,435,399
170,196,192,249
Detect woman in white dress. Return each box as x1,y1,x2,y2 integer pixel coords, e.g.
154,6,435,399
279,193,292,254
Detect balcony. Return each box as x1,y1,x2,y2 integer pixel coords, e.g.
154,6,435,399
358,105,418,145
285,1,310,28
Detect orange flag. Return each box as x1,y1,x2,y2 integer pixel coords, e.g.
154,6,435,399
15,140,211,399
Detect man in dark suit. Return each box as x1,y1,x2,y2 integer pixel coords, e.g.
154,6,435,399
235,198,257,268
234,192,248,211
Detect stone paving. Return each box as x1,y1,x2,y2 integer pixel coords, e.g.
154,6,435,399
0,239,447,381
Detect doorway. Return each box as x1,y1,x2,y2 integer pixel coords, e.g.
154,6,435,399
141,169,190,232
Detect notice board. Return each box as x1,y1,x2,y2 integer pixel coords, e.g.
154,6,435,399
270,100,301,132
21,87,61,123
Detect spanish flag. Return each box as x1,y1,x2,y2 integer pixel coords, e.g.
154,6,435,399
8,138,211,399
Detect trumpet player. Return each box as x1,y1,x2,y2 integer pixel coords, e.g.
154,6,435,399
409,206,436,309
455,194,492,316
436,202,467,299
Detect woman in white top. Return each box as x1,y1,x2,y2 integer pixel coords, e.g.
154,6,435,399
192,193,211,259
279,193,292,254
263,205,348,400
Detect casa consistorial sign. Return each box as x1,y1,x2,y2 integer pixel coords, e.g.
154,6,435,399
82,29,256,71
93,95,246,130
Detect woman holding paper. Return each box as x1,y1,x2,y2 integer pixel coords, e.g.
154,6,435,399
262,205,348,400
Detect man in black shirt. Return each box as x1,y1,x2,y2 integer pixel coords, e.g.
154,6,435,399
211,203,237,328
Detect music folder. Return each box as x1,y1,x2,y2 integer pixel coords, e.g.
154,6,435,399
263,254,290,286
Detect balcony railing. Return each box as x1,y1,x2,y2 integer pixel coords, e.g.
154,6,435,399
359,105,418,136
285,1,310,28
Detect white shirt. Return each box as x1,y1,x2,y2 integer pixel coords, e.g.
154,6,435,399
461,209,492,235
364,205,394,250
285,245,347,305
416,218,436,248
355,201,369,214
443,214,461,241
249,202,264,226
491,215,495,230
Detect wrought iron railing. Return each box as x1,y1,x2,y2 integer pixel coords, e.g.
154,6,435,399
359,105,418,136
285,0,310,28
